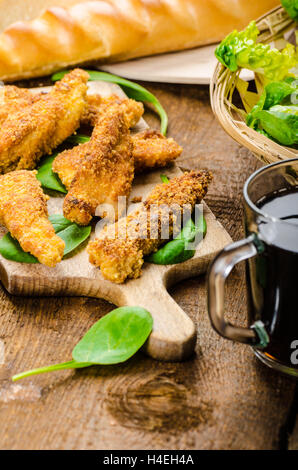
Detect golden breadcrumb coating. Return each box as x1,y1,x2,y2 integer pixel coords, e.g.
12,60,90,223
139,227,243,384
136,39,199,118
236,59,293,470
0,170,65,267
54,128,181,191
52,129,182,196
61,101,134,226
53,91,180,199
0,85,38,125
87,171,212,283
81,94,144,128
0,69,88,174
132,129,182,172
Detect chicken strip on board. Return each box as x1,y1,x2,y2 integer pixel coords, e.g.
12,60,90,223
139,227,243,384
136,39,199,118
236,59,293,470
87,171,212,284
0,170,65,267
0,69,89,174
53,100,182,192
0,85,38,125
81,94,144,128
132,129,182,172
61,101,134,226
81,93,182,169
53,93,142,191
53,128,182,190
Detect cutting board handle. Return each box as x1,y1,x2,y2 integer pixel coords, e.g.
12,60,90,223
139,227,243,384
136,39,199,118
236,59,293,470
121,269,197,362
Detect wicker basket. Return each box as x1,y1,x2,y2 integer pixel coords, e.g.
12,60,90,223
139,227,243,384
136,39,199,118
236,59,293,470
210,6,298,165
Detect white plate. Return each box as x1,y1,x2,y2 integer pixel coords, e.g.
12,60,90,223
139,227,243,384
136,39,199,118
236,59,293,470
99,44,253,85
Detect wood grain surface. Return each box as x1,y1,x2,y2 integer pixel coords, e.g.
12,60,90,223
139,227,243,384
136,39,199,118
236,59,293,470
0,81,232,362
0,80,297,450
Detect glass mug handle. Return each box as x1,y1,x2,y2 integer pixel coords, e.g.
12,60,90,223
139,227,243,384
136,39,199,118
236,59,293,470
208,234,269,349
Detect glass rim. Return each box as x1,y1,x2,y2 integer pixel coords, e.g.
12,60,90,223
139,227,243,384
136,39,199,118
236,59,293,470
243,157,298,227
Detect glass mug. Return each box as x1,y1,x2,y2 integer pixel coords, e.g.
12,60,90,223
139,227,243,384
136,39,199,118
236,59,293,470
207,158,298,377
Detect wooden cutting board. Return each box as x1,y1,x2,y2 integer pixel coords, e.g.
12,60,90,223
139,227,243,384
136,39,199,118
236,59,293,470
0,81,232,362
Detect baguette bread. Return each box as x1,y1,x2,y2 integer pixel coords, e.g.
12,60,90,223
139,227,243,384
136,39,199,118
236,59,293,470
0,0,279,82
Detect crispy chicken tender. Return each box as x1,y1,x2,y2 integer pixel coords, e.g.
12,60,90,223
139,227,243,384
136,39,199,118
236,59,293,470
54,125,181,199
87,171,212,283
0,69,89,173
61,101,134,226
54,128,182,191
0,170,65,267
0,85,38,125
81,94,181,169
133,129,182,172
81,94,144,128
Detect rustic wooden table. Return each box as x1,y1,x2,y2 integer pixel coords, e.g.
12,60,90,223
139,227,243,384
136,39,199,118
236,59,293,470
0,81,297,450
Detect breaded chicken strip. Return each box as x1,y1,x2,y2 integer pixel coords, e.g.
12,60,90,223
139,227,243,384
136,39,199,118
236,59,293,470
0,85,37,125
53,129,181,191
81,94,144,128
133,130,182,172
87,171,212,283
62,101,134,226
81,94,181,168
0,69,88,173
0,170,65,267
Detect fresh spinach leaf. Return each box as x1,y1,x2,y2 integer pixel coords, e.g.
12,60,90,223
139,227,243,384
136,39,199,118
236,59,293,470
52,70,168,135
0,235,38,264
37,135,92,193
263,81,297,109
12,306,153,381
246,79,298,145
251,106,298,146
146,215,207,265
247,80,298,128
49,215,91,256
36,154,67,193
281,0,298,21
66,134,90,145
160,174,169,184
72,306,153,364
0,215,91,263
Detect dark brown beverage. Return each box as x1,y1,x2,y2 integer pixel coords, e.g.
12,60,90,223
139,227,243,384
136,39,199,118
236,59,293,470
208,159,298,376
246,187,298,368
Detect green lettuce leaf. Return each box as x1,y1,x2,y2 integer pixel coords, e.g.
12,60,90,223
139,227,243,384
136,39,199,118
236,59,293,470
215,21,297,81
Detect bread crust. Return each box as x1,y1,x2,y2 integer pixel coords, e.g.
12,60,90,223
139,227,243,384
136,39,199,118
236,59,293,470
0,0,279,81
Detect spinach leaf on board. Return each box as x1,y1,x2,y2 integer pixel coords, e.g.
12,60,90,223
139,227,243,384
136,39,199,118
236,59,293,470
36,135,92,193
66,134,90,145
160,174,170,184
147,174,208,264
0,235,38,264
146,215,207,265
49,215,91,256
52,70,168,135
12,306,153,381
0,215,91,263
36,154,67,193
